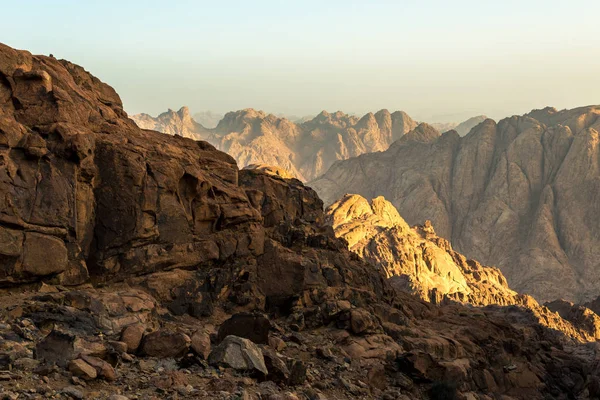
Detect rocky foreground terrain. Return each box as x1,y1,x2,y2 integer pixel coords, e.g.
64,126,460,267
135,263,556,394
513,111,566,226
311,107,600,303
4,42,600,400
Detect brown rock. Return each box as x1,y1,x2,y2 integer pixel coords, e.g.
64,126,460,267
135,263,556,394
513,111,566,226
140,330,191,358
190,330,211,359
80,355,116,381
68,359,97,380
120,324,145,354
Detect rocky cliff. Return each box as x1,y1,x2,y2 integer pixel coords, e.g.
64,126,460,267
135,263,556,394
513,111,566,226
132,108,418,181
311,107,600,303
3,42,600,399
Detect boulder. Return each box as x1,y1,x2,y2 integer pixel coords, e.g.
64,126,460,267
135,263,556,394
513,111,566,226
208,335,267,375
140,330,191,358
120,324,146,353
217,312,271,344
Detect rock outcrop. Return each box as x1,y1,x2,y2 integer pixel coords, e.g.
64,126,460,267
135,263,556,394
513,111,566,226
132,108,418,181
311,106,600,303
3,42,600,399
326,194,519,306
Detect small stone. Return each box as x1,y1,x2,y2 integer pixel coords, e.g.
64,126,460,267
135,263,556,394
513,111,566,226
62,386,85,399
269,336,286,351
108,395,129,400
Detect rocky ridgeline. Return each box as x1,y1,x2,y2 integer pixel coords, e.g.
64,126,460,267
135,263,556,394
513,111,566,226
132,107,418,181
311,106,600,303
2,42,600,399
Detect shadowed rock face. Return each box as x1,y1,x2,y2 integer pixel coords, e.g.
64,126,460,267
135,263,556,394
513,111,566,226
132,108,418,181
4,42,600,399
311,107,600,303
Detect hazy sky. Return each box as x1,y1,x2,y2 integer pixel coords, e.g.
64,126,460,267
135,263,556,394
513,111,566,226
2,0,599,122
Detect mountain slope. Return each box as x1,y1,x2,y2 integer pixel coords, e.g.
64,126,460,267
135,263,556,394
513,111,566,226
310,106,600,303
132,108,418,181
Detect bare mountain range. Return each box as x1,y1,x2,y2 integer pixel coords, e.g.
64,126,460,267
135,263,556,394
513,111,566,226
132,108,483,181
132,107,418,181
311,105,600,303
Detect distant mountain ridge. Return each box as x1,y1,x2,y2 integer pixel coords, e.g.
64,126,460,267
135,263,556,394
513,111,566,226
132,107,419,181
431,115,487,136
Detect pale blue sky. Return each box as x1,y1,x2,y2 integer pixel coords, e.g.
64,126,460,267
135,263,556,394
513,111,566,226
2,0,599,121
